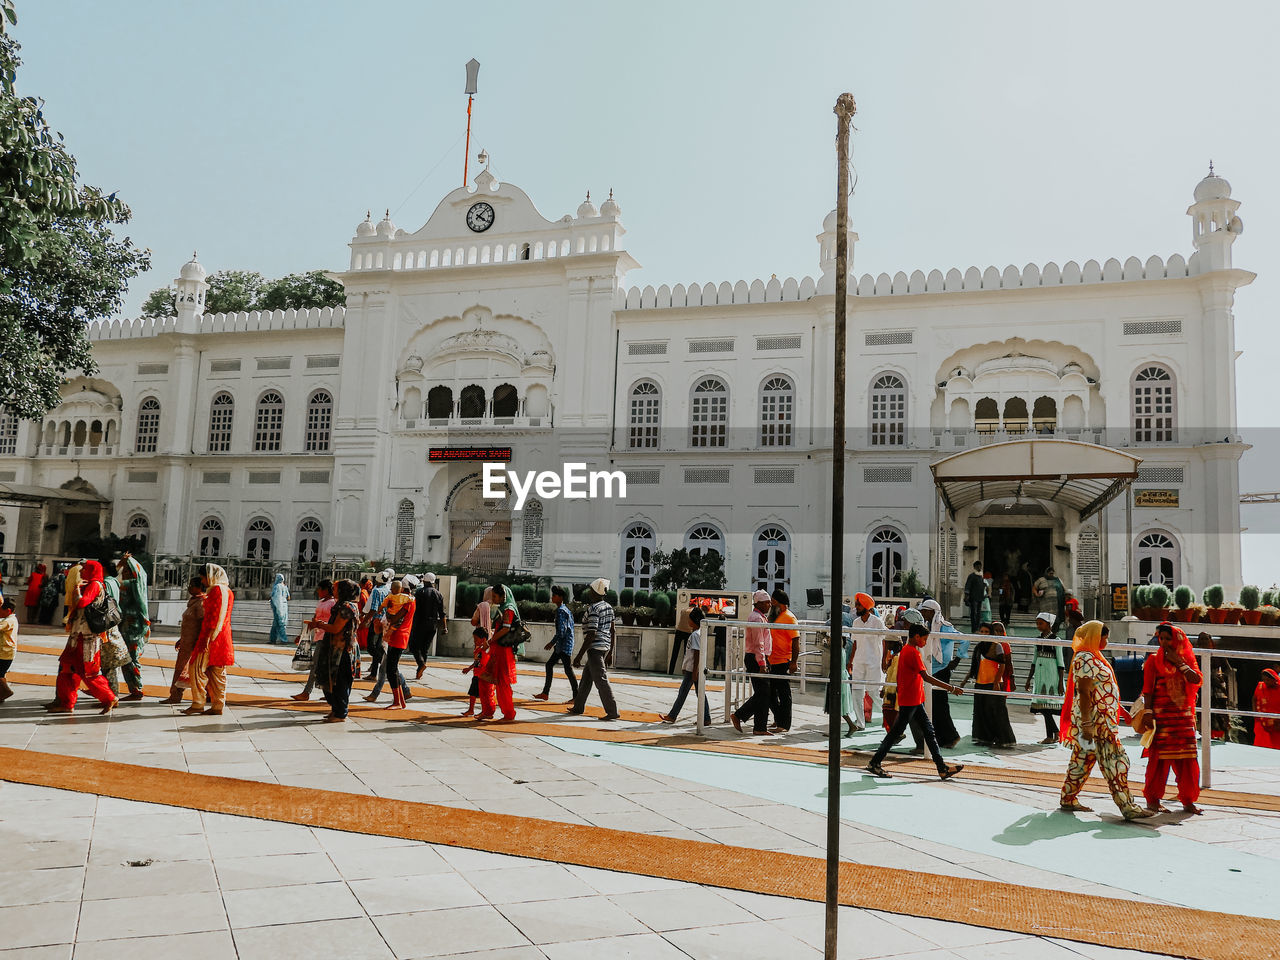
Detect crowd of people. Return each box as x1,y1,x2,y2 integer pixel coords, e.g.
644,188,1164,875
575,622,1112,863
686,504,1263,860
3,559,1280,817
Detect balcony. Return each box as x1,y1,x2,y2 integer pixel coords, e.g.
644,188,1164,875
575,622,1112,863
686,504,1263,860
41,444,117,457
934,426,1104,450
398,414,552,433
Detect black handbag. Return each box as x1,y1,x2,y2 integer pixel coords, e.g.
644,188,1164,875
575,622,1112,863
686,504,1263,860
494,614,531,648
84,591,123,634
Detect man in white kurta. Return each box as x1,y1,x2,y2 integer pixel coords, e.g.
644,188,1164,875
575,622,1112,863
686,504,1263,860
848,592,886,731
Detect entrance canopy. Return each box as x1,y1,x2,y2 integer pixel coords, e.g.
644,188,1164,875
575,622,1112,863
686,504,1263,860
0,481,107,508
930,439,1141,521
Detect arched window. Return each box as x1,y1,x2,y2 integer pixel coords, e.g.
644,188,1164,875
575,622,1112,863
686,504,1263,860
395,499,414,565
684,524,724,559
492,383,519,419
759,376,794,447
620,522,655,590
867,526,906,596
459,385,486,419
305,391,332,452
427,386,454,420
0,412,17,455
690,377,728,447
628,381,661,449
974,397,999,434
245,517,273,560
133,397,160,453
296,518,322,563
127,514,150,552
870,374,906,446
1003,397,1028,434
755,525,791,592
1133,365,1176,443
73,420,87,446
1136,530,1180,588
1032,396,1057,434
199,517,223,557
208,393,234,452
253,392,285,451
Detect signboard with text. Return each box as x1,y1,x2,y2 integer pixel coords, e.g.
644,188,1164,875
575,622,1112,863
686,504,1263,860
1134,489,1178,508
428,446,512,463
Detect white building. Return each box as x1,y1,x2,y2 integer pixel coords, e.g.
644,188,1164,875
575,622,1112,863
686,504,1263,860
0,159,1252,606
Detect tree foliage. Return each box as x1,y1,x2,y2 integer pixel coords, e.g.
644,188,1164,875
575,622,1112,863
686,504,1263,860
0,7,149,417
650,548,727,593
141,268,345,318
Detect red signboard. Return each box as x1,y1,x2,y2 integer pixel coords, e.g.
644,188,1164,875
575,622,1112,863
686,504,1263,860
428,446,513,462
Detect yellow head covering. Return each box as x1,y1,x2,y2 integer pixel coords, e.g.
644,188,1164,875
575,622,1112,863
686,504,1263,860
1071,619,1107,654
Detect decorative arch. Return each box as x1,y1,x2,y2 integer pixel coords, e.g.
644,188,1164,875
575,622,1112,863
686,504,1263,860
759,374,794,447
1136,528,1180,587
690,376,728,448
126,513,151,551
199,516,224,556
296,517,322,563
869,373,907,446
253,391,285,451
208,392,234,452
628,379,662,449
866,524,906,595
245,516,274,560
427,385,454,420
1132,364,1176,443
684,522,724,559
305,390,332,452
134,396,161,453
620,521,656,591
754,524,791,592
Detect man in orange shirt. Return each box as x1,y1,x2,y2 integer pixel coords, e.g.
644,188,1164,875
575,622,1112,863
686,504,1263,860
767,589,801,733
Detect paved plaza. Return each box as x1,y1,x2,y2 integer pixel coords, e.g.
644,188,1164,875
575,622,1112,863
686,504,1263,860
2,626,1279,960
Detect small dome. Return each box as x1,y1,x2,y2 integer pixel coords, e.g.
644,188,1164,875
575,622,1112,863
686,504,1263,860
375,209,396,238
355,211,375,238
1194,169,1231,203
823,209,838,232
576,192,598,219
600,189,620,218
179,252,205,281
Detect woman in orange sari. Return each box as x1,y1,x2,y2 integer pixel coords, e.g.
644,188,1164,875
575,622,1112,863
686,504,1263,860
1141,622,1203,814
47,560,117,715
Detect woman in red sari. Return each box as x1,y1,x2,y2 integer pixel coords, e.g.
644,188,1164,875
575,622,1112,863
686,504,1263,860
482,582,518,721
183,563,235,716
47,560,116,715
1141,622,1203,814
23,563,45,624
1253,669,1280,749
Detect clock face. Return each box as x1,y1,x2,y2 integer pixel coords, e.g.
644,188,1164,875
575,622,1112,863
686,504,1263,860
466,201,495,233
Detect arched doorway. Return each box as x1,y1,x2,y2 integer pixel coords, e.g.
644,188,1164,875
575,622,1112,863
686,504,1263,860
866,526,906,595
446,475,512,574
1136,530,1180,587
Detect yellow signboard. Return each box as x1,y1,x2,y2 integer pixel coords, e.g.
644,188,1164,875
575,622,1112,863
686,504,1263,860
1135,489,1178,508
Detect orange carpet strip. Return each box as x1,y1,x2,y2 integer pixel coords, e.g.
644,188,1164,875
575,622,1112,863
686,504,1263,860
0,745,1272,960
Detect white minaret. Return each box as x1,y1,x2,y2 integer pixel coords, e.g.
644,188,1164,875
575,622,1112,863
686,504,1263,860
1187,163,1243,274
173,251,208,332
817,208,858,295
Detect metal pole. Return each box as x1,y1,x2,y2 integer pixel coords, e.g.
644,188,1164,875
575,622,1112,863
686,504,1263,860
826,90,857,960
463,94,474,187
1200,648,1212,788
1125,486,1134,617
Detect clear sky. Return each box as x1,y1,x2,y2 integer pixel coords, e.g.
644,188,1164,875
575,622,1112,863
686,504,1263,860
13,0,1280,587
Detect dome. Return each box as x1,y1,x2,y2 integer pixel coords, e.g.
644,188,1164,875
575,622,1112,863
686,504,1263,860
1194,170,1231,203
355,211,375,238
822,209,838,232
179,252,205,281
375,209,396,238
600,189,620,218
576,192,598,219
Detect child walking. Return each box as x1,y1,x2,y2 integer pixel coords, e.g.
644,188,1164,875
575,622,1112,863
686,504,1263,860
461,625,495,718
866,608,965,780
660,607,711,724
0,599,16,703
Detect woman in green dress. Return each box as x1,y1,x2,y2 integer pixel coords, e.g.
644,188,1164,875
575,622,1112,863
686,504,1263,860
1023,611,1064,744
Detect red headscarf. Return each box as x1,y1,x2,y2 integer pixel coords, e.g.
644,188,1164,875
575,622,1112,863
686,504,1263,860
76,560,104,607
1152,622,1202,710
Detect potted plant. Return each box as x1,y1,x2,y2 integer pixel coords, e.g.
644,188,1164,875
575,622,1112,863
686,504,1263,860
1259,604,1280,627
619,588,634,609
617,605,636,626
1172,584,1195,622
1240,585,1263,626
652,593,672,627
1147,583,1171,621
635,606,655,627
1132,584,1153,619
1203,584,1226,624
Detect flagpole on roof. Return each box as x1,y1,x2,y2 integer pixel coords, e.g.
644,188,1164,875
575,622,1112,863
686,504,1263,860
463,59,480,187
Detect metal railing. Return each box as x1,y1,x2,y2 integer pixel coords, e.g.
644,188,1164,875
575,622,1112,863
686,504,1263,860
694,616,1280,789
148,555,372,601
